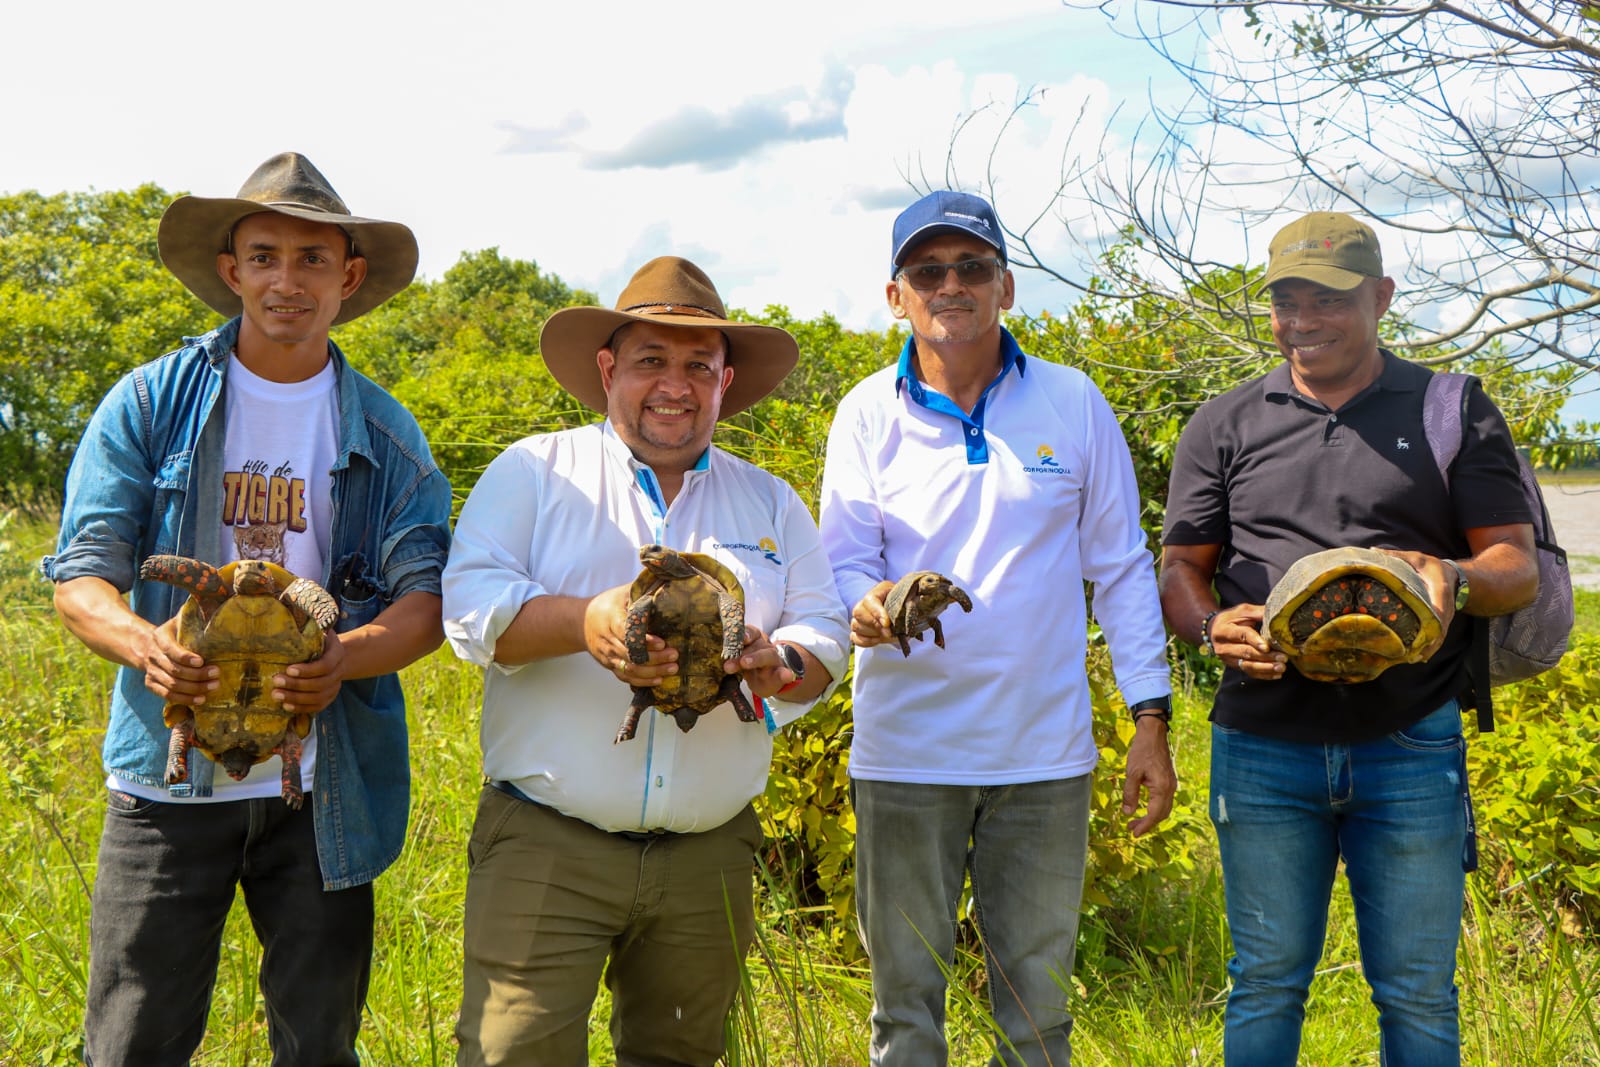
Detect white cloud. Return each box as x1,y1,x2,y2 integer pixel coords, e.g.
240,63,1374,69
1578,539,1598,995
1,0,1160,334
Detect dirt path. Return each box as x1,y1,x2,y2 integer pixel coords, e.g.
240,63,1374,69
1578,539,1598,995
1538,478,1600,590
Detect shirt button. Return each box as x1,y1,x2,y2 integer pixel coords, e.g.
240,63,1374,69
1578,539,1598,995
969,427,979,437
655,776,664,787
1330,415,1338,423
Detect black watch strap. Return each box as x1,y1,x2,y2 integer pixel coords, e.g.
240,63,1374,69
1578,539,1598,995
1129,697,1172,725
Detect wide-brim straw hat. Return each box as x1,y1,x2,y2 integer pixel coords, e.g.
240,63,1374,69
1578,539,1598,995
158,152,419,326
539,256,799,418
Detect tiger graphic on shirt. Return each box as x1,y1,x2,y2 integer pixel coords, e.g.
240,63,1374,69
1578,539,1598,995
223,459,308,566
232,519,288,563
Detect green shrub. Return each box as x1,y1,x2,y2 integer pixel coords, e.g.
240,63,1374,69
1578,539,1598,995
754,643,1212,961
1469,632,1600,926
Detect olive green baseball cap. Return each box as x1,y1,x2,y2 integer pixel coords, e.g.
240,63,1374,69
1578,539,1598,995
1259,211,1384,293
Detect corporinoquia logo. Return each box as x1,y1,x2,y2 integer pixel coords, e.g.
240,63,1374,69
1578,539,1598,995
1024,444,1068,475
713,538,783,566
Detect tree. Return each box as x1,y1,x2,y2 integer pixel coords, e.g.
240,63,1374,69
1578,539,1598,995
985,1,1597,452
335,248,598,506
0,186,211,510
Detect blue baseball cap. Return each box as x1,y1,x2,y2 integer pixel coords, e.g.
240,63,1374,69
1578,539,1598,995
890,190,1006,277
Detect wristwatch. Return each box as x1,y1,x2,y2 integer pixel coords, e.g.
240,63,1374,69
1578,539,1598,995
1443,559,1470,611
1129,696,1172,726
776,642,806,690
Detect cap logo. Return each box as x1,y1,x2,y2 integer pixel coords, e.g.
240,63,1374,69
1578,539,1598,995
1281,237,1337,254
943,210,991,230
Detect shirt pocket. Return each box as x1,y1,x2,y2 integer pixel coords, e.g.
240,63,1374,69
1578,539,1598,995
150,450,193,556
327,549,388,630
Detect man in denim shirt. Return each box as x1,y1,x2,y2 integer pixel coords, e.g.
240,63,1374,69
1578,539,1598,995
42,153,452,1066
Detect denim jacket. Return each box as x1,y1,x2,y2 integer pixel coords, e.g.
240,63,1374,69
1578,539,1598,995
42,318,453,890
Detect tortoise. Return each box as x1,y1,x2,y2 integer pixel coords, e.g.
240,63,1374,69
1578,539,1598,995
616,544,759,744
1263,546,1443,684
884,570,973,656
139,555,340,807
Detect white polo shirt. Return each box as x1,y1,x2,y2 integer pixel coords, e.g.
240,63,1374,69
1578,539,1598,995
443,421,850,833
820,330,1171,785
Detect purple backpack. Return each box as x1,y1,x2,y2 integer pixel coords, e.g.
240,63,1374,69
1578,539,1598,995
1422,372,1575,730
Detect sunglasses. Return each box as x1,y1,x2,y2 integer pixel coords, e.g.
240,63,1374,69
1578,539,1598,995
897,257,1005,291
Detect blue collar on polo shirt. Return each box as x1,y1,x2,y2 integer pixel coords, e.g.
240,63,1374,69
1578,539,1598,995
603,420,713,540
894,327,1029,464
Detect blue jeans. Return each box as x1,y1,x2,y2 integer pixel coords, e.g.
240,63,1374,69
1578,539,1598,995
1211,701,1472,1067
852,775,1091,1067
84,790,374,1067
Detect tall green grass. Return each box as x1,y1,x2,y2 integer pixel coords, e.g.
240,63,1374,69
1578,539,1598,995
3,510,1597,1065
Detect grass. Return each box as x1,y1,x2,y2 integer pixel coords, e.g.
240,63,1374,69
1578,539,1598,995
1577,589,1600,637
3,511,1598,1065
1539,468,1600,487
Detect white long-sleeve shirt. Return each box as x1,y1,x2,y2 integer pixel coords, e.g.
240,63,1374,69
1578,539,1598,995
820,333,1171,785
443,421,849,832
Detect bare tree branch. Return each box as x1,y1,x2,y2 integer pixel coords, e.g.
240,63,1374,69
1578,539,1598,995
1021,0,1600,388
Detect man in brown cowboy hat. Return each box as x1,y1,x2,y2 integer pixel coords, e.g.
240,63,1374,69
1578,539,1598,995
44,152,452,1065
442,256,850,1065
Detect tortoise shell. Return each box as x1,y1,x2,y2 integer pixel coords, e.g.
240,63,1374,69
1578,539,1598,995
616,544,759,744
1264,546,1442,684
884,570,973,657
139,555,339,807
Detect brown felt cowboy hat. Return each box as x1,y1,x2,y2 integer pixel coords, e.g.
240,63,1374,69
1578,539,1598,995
158,152,419,326
539,257,799,417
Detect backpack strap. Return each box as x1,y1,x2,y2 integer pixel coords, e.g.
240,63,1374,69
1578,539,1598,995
1421,372,1471,489
1422,371,1494,732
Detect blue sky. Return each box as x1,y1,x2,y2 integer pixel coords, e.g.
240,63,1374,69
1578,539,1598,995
2,1,1591,425
1,1,1160,327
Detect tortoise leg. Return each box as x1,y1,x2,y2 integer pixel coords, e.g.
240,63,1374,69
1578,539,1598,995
165,718,195,785
278,730,304,809
896,632,912,657
624,597,654,666
721,674,761,723
716,591,746,663
929,616,947,650
282,578,340,630
140,555,230,620
615,689,653,744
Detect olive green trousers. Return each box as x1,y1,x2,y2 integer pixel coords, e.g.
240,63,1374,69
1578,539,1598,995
455,784,760,1066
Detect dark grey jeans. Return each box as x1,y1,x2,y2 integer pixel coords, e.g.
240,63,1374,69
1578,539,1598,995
852,775,1091,1067
84,788,374,1067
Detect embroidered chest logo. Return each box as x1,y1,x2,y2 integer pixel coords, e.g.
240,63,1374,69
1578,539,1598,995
1023,444,1068,475
1396,437,1411,451
712,538,783,567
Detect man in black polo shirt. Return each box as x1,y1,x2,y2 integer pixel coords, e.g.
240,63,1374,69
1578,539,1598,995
1160,211,1538,1066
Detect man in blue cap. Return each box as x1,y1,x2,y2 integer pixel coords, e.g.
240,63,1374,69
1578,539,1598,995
820,190,1176,1064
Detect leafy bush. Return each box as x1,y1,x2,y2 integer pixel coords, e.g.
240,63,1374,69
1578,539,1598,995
1470,632,1600,926
754,643,1212,960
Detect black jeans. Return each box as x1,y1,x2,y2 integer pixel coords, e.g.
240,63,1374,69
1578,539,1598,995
84,789,374,1067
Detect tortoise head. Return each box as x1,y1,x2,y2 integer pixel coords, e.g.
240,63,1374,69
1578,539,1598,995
918,574,972,612
231,559,281,597
218,748,259,780
638,544,698,580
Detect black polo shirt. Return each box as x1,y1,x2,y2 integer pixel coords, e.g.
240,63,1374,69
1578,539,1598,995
1163,351,1530,742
